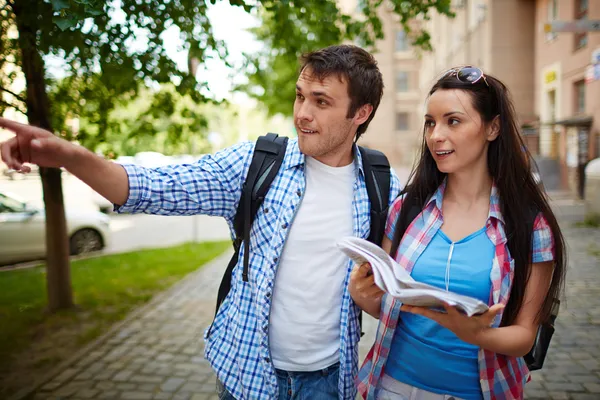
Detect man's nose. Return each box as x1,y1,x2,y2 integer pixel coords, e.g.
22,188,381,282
296,101,314,122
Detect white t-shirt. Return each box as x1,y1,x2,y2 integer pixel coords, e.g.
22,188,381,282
269,156,355,371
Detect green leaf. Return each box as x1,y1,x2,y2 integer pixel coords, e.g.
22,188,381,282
84,5,104,16
50,0,70,12
53,16,78,31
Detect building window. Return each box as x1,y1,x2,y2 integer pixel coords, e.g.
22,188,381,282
547,90,556,122
546,0,558,41
574,80,586,114
574,0,588,50
396,112,409,131
396,71,409,92
395,30,408,52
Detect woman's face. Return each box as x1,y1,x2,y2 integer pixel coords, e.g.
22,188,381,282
424,89,499,175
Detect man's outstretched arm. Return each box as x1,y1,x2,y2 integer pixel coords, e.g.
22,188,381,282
1,117,130,205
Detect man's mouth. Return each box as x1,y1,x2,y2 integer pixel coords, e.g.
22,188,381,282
299,128,318,134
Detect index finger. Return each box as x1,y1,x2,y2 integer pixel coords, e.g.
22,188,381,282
0,117,26,132
356,262,373,277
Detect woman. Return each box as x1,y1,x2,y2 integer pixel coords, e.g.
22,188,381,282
350,67,566,400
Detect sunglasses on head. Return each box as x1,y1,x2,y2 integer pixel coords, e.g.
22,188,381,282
443,66,489,87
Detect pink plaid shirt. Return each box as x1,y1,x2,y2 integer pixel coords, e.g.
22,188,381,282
357,182,554,399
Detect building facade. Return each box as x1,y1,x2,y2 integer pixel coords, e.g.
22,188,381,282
338,0,424,168
535,0,600,197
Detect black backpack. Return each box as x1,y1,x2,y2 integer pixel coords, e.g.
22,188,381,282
389,193,558,371
207,133,391,336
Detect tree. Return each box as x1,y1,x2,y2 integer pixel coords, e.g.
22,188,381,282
0,0,452,312
1,0,226,312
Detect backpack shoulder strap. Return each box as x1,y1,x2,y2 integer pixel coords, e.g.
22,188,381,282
213,133,288,316
358,146,391,245
357,146,391,337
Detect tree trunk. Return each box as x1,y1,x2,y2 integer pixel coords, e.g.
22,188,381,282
14,0,74,311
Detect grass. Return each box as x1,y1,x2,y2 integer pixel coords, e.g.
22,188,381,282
0,240,229,397
590,245,600,259
574,213,600,228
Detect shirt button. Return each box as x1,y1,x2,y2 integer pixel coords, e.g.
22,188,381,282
264,207,269,214
264,357,270,363
282,222,288,229
296,189,302,197
266,292,271,298
273,257,278,262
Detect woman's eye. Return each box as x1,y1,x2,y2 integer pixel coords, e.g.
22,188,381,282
424,120,435,128
449,118,460,125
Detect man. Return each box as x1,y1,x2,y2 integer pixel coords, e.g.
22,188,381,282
0,45,400,399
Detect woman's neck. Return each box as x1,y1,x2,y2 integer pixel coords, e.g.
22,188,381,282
445,168,493,207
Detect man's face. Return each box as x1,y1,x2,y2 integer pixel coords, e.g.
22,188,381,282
293,67,364,167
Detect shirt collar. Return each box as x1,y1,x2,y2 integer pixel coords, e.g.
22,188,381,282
283,138,363,175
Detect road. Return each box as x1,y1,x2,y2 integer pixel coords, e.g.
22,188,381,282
0,174,232,262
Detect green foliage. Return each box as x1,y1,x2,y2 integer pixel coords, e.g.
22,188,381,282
3,0,226,152
241,0,454,118
2,0,453,151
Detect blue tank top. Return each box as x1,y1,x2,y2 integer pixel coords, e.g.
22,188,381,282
385,227,494,400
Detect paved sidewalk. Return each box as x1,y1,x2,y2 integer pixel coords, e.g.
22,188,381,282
19,197,600,400
23,251,233,400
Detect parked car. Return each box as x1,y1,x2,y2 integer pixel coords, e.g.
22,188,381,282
0,191,111,265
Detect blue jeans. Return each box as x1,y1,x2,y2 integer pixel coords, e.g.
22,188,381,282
217,362,340,400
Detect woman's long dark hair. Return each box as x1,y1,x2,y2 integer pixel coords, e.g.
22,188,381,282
393,71,566,325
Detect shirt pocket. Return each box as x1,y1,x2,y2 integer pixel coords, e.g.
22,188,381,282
248,196,283,258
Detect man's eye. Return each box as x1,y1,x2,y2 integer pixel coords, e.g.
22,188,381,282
296,93,304,100
317,99,328,106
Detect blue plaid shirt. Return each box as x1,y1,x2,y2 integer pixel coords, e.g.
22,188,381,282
116,138,401,400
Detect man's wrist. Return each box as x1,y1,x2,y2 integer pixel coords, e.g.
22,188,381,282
62,142,87,171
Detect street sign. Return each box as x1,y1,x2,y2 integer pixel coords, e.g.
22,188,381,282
544,20,600,33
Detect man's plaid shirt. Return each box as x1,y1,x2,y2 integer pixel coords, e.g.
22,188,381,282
356,181,555,400
116,138,401,399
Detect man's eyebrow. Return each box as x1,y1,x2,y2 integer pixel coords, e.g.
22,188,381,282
296,84,334,99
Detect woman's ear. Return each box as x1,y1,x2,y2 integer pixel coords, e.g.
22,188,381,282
487,116,500,142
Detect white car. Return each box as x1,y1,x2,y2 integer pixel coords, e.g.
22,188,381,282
0,191,111,265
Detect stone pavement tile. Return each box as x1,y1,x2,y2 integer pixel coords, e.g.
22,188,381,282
121,391,155,400
544,382,585,392
173,392,193,400
569,374,600,384
524,388,550,399
75,387,101,398
191,394,214,400
160,377,186,392
549,393,570,400
96,390,120,399
583,382,600,393
571,394,600,400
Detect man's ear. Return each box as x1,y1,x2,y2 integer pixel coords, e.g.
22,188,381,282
353,104,373,126
487,115,500,142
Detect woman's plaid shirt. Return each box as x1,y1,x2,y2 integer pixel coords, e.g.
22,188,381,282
356,182,554,400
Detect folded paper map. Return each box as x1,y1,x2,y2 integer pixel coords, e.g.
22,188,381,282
337,236,489,317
